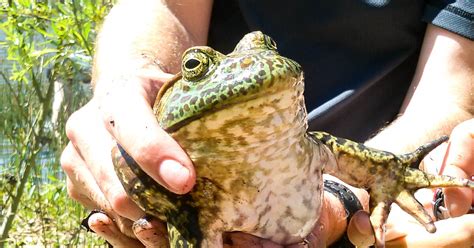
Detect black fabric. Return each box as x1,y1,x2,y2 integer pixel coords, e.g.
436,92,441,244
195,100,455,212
207,0,472,142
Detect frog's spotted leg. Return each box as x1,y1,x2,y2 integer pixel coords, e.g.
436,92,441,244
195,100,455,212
112,145,204,247
308,131,474,247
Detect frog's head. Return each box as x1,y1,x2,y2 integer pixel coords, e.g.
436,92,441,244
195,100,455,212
154,31,303,132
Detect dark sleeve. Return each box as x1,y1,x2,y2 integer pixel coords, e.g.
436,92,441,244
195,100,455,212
422,0,473,40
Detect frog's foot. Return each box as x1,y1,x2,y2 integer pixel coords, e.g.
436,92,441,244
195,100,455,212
310,132,474,247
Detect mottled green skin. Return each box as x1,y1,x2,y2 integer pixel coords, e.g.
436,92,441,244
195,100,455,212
155,35,301,133
113,31,474,248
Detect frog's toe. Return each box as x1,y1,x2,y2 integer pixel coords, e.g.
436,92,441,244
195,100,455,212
369,201,389,248
394,190,435,233
399,135,448,168
403,166,474,189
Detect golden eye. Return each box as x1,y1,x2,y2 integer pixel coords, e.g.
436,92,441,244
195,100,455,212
182,50,210,80
264,36,278,50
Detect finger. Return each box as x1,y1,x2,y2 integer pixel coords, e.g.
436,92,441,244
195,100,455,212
347,210,375,247
443,163,472,217
87,212,144,248
223,232,282,248
66,177,96,209
443,119,474,180
441,120,473,215
62,143,140,240
447,119,474,176
66,102,144,220
61,142,109,210
132,217,168,247
100,82,196,194
94,65,174,103
386,214,474,247
135,68,175,103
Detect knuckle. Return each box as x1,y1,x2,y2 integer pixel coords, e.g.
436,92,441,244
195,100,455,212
453,119,473,134
129,146,157,170
114,217,136,238
102,111,115,130
60,145,76,175
108,190,134,216
65,178,82,201
65,110,82,140
134,144,156,164
133,138,171,166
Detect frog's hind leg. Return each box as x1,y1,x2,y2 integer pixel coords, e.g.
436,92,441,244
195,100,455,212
309,132,474,247
396,136,474,233
395,158,474,235
373,139,474,247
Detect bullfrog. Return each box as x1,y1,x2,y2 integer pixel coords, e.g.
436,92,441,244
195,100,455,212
112,31,474,247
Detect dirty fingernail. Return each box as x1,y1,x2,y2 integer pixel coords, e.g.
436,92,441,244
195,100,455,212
159,159,191,192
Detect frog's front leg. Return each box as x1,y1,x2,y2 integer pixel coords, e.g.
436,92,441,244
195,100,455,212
308,131,474,247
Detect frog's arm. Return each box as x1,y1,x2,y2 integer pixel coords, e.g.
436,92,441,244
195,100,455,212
112,144,204,247
308,131,474,247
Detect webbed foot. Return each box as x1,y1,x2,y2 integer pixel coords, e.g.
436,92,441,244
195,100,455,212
309,132,474,247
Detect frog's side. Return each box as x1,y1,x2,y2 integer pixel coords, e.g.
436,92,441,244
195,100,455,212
113,31,474,247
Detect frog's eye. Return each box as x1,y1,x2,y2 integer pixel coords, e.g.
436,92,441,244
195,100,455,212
184,58,201,70
264,36,278,50
182,51,210,80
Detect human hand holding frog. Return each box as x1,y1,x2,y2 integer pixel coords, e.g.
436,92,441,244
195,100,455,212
63,115,473,247
60,69,197,246
60,1,473,246
61,65,473,248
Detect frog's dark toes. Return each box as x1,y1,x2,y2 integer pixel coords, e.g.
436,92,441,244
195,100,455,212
394,190,435,233
369,138,474,246
399,135,448,168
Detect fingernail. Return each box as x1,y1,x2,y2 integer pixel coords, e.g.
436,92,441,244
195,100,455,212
352,211,373,235
159,160,190,192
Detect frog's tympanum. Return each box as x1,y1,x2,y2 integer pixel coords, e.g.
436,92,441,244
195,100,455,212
112,32,474,247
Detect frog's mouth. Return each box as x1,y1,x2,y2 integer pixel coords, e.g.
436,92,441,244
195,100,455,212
163,93,263,134
157,71,304,134
164,84,304,134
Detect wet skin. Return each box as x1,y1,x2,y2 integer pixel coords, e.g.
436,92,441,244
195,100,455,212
112,31,474,247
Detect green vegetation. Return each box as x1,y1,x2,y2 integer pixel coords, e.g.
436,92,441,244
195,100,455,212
0,1,113,246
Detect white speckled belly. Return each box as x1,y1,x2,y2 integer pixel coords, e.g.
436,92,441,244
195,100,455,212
171,76,330,243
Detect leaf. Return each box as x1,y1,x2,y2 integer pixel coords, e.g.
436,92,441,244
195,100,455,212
82,22,91,41
30,48,58,58
0,0,114,245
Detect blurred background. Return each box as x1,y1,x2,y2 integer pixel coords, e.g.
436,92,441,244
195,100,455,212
1,1,114,246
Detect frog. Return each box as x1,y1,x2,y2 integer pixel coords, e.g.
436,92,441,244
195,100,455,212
112,31,474,247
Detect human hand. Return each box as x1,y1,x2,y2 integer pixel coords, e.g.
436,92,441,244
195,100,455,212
60,69,197,246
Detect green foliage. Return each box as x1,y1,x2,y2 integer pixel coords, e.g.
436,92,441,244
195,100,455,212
0,0,114,246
